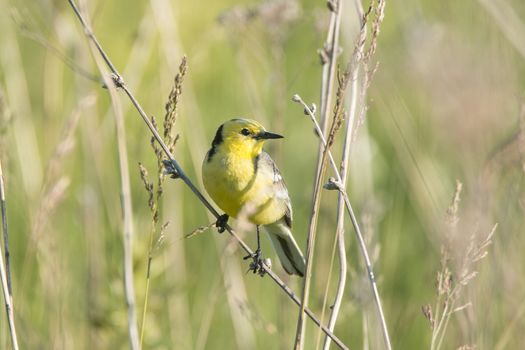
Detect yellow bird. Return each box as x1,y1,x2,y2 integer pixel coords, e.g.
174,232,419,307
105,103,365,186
202,118,305,276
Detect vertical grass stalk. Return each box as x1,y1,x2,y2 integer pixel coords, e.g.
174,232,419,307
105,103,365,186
69,2,141,347
0,161,19,350
293,1,343,348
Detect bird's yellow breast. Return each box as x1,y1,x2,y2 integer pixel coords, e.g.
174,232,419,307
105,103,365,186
202,150,285,225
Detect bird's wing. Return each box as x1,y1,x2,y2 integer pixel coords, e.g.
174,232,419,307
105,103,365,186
257,152,293,228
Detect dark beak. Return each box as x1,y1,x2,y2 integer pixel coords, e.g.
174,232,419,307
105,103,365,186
255,131,284,140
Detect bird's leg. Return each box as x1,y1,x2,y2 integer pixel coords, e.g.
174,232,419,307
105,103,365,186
162,159,180,179
244,225,265,276
215,214,229,233
253,225,262,262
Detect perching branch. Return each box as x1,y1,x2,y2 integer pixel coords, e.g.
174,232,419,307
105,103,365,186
67,1,348,349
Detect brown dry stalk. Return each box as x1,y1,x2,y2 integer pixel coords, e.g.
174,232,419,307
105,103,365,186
163,56,186,153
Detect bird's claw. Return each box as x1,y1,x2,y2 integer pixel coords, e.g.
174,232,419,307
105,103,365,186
215,214,229,233
162,159,180,179
243,248,266,276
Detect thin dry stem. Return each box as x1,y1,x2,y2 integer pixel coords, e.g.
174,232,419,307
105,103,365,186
0,164,12,297
319,0,343,130
293,126,333,350
293,0,344,346
323,1,383,347
184,222,215,239
315,60,356,350
315,11,370,342
321,69,358,350
0,161,19,350
326,177,392,350
110,72,141,350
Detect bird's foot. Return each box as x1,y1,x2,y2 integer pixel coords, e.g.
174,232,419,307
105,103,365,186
243,248,266,277
162,159,180,179
215,214,229,233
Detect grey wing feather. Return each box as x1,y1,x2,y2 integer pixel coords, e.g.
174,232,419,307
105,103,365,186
258,152,293,228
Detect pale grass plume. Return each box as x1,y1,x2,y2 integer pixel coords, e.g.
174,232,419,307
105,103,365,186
423,180,497,350
22,98,85,348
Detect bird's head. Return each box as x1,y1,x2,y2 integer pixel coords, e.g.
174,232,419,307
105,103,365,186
212,118,283,158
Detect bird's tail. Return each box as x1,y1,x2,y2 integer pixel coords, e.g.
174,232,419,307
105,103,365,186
263,220,305,277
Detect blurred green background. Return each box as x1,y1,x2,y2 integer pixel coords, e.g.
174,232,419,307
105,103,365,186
0,0,524,349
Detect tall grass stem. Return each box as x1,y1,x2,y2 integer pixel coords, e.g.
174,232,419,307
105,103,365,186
0,161,19,350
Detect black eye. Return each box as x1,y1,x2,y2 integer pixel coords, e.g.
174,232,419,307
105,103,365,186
240,128,250,136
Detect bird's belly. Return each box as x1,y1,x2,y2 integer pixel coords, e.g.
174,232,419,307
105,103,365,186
248,198,286,225
202,157,284,224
